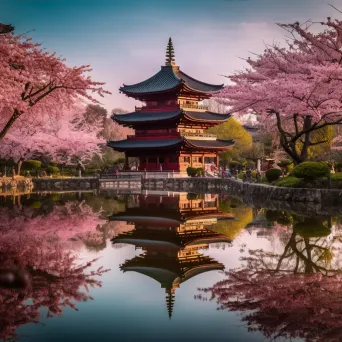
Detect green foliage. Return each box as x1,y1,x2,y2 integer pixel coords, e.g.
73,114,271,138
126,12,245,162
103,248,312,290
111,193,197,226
30,201,41,209
114,157,125,165
237,172,244,179
229,161,241,169
294,217,331,238
331,173,342,182
335,162,342,172
245,160,255,169
23,160,41,170
265,168,281,182
207,117,252,160
186,167,203,177
277,159,293,173
274,176,302,188
291,162,330,181
84,168,102,175
187,193,200,200
47,166,60,174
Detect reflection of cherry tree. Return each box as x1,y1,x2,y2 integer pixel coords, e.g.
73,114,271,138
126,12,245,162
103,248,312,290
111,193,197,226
197,217,342,341
0,201,110,341
0,201,107,249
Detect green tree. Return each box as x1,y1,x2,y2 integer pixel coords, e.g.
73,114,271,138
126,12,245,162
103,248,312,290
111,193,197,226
207,117,253,165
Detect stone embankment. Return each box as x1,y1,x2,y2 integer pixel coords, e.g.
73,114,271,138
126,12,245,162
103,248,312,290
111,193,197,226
32,177,99,191
142,177,342,215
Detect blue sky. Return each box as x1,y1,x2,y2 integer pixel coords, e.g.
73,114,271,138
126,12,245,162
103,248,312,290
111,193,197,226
1,0,341,111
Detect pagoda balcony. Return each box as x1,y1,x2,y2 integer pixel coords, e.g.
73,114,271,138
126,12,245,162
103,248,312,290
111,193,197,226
180,132,217,140
180,103,209,111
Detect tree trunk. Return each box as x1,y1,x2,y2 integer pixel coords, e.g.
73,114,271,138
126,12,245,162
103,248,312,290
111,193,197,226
17,158,24,176
0,109,21,140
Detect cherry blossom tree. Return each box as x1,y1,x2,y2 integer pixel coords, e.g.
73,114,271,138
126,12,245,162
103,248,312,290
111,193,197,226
0,106,104,170
0,29,109,140
216,15,342,164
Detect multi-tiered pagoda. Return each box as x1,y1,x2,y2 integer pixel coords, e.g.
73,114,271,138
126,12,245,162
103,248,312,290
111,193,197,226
108,38,234,172
111,193,233,318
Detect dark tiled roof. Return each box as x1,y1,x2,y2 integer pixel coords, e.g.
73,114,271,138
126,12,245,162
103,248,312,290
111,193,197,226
175,69,224,93
112,110,230,125
184,111,230,122
107,138,183,151
120,66,224,95
113,110,182,124
120,66,181,94
184,138,234,150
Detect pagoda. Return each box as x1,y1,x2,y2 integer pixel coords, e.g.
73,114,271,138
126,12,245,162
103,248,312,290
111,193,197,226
111,193,233,318
108,38,234,172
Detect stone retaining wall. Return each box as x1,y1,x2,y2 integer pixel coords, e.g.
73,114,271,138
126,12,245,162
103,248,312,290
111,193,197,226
142,177,342,215
32,177,99,191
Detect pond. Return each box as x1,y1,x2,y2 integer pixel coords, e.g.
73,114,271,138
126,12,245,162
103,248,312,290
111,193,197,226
0,190,341,342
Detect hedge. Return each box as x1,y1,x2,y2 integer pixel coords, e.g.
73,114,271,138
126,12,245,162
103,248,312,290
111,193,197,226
291,162,330,181
23,160,41,169
265,168,282,182
274,176,302,188
47,166,60,174
186,167,204,177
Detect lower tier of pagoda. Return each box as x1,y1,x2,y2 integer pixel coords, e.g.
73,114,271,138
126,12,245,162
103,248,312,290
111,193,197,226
107,137,234,172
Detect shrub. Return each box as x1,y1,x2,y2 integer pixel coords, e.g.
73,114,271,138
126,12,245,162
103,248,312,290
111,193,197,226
290,162,330,181
277,159,293,174
265,168,282,182
275,176,302,188
237,172,244,180
47,166,60,175
331,173,342,182
187,167,203,177
196,168,204,177
187,167,197,177
187,193,199,200
294,218,331,238
84,168,102,175
23,160,41,170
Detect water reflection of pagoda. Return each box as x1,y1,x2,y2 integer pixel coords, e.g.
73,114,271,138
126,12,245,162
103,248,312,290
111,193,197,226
111,193,233,318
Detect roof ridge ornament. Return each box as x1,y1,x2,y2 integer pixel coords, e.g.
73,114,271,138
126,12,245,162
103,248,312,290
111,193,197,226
165,37,177,68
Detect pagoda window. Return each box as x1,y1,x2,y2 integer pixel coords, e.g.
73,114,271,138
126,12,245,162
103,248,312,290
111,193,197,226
182,156,190,163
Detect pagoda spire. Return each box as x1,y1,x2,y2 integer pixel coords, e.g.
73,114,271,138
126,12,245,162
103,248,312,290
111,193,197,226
165,289,175,319
165,37,176,66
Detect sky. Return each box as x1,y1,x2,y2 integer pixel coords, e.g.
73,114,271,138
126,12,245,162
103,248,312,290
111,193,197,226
1,0,342,112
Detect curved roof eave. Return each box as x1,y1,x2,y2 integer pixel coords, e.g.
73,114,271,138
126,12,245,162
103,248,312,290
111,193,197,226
184,138,235,150
183,111,231,123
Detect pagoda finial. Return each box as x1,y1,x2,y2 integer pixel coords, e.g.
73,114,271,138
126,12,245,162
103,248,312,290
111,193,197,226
165,289,175,319
165,37,176,66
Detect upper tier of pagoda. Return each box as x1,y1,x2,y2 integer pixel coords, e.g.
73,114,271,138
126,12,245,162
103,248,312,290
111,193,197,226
119,37,224,101
112,110,231,129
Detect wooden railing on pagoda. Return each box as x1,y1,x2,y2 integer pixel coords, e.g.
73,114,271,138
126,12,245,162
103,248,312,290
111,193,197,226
180,103,209,111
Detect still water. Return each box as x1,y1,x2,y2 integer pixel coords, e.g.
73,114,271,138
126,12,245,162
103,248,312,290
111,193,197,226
0,191,341,342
